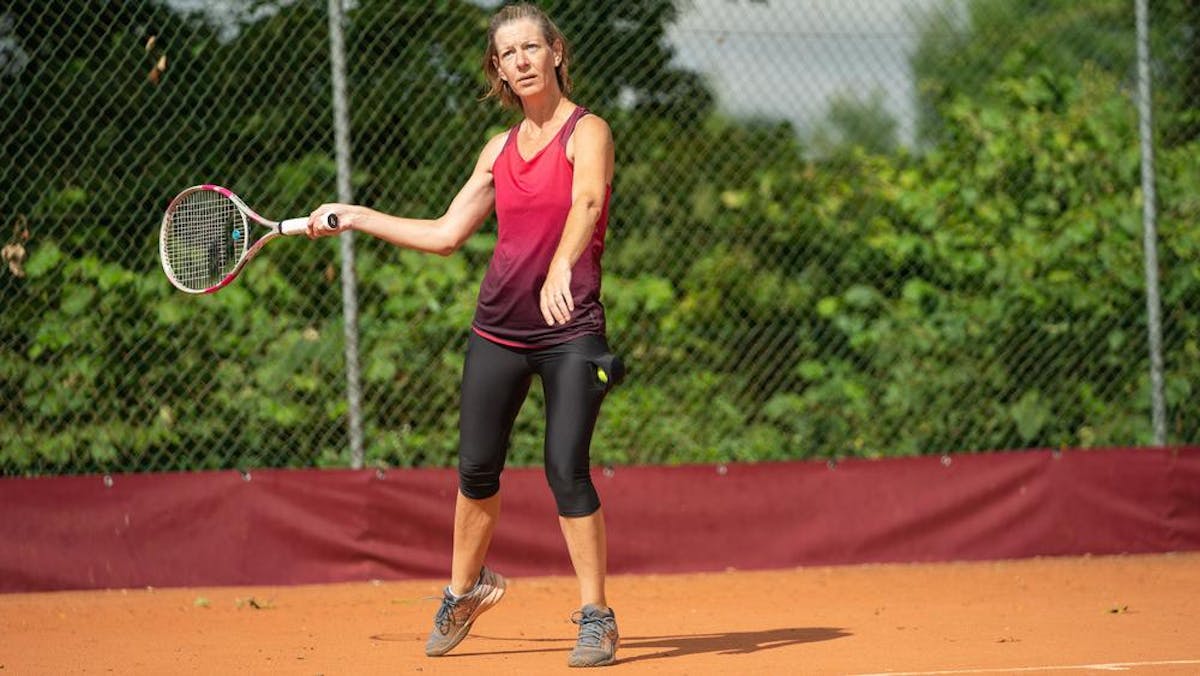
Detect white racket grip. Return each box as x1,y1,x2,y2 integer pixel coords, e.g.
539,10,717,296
278,213,338,236
279,218,309,235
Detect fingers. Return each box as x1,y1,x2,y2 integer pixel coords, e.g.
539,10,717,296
560,288,575,318
539,284,575,326
540,265,576,325
306,204,343,239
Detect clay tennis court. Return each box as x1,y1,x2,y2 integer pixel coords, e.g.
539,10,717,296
3,552,1198,674
4,449,1198,674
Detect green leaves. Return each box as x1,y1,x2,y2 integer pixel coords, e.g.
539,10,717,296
1010,390,1050,443
4,0,1198,475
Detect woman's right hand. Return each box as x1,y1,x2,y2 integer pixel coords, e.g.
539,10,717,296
306,203,365,238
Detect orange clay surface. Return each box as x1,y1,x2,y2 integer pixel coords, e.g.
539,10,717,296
2,552,1198,675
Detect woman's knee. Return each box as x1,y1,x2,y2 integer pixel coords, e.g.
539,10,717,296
545,464,600,516
459,458,502,500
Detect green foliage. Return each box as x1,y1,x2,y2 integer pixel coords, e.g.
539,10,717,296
2,0,1197,475
810,90,899,157
592,62,1196,464
911,0,1200,147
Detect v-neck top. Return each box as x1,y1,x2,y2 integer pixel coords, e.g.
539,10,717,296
472,106,611,347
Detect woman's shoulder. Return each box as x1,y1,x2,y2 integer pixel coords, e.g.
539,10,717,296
572,111,612,146
478,128,512,167
575,107,609,130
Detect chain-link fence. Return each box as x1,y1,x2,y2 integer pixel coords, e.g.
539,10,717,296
2,0,1197,476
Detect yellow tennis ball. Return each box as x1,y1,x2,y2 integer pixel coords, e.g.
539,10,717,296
597,367,609,384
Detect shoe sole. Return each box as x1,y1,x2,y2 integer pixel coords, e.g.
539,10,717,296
567,638,619,667
425,573,507,657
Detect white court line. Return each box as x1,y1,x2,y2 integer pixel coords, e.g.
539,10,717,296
853,659,1200,675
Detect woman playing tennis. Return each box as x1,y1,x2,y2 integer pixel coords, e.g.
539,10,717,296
306,2,620,667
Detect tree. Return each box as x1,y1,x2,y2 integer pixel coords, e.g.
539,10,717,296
909,0,1200,146
809,90,899,157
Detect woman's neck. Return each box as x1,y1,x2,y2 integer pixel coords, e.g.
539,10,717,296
521,93,572,131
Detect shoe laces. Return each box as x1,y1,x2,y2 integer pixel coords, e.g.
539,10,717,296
433,592,459,634
571,609,612,648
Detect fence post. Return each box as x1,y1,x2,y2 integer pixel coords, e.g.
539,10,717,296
1135,0,1167,446
327,0,365,467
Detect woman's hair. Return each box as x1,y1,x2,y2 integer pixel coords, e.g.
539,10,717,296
482,2,572,109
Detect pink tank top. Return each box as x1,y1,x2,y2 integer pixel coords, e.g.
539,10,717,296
472,106,611,347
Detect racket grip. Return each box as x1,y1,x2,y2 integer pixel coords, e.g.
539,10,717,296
278,214,339,236
279,218,310,235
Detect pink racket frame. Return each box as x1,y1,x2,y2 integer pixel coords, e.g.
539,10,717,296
159,184,315,294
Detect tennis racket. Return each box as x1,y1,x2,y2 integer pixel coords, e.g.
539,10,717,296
159,184,337,294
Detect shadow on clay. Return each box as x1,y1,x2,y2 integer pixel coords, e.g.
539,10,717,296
373,626,851,663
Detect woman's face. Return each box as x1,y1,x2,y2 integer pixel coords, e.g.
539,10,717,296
492,18,561,100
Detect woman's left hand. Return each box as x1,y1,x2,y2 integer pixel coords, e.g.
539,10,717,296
540,261,575,326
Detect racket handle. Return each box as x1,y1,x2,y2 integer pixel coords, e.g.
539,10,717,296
279,218,309,235
278,213,339,236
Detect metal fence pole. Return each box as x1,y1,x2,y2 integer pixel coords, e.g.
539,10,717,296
1135,0,1167,446
327,0,365,467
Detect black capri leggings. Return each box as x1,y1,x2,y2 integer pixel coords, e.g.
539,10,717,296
457,331,615,517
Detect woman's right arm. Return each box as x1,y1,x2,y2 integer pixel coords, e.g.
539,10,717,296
306,132,506,256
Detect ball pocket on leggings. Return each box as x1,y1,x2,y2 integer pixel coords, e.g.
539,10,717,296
588,352,626,390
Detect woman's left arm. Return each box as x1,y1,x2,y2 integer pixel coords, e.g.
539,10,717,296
540,115,615,326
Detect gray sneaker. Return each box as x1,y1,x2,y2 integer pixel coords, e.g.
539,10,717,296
567,604,619,667
424,567,506,657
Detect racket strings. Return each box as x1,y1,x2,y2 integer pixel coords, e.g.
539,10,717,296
164,191,248,291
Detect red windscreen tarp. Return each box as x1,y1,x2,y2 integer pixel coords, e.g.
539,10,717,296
2,446,1198,592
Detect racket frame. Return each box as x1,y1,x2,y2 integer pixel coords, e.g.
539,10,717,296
159,184,330,294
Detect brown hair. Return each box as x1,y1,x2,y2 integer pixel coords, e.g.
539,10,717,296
482,3,572,109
